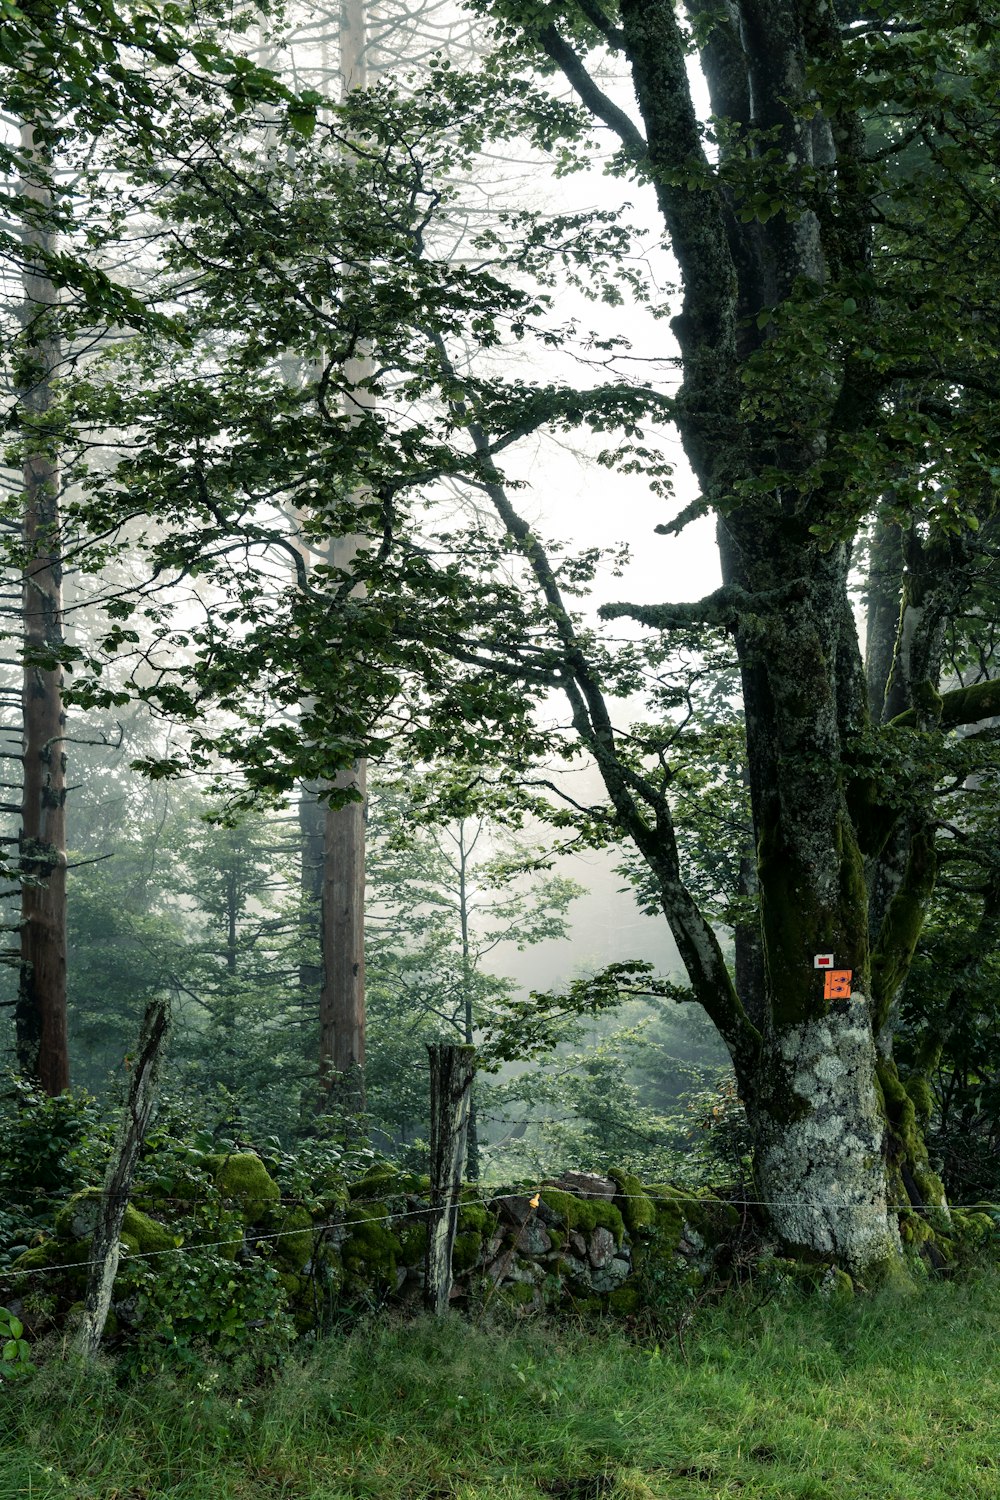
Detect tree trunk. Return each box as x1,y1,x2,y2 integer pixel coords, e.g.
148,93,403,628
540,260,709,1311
318,761,367,1118
457,821,479,1180
515,0,953,1278
299,782,325,1000
424,1042,475,1315
75,999,169,1359
314,0,372,1123
15,121,68,1095
744,1014,899,1275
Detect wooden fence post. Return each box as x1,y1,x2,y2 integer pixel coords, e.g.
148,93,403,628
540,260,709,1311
424,1042,476,1315
74,999,169,1360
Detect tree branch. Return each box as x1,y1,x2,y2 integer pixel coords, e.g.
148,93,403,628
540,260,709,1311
889,677,1000,731
538,25,646,156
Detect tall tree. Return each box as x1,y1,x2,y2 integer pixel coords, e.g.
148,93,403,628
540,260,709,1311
316,0,372,1122
447,0,1000,1275
59,3,1000,1279
14,116,69,1094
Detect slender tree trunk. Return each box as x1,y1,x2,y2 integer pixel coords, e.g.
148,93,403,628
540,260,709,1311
75,1000,169,1359
319,761,367,1116
15,122,68,1095
316,0,371,1122
424,1042,475,1315
457,822,479,1179
299,782,325,1000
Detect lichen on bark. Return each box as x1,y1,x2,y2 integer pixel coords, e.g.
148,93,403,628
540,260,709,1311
749,1005,900,1279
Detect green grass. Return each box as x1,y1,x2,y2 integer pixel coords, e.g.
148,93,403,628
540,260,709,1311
4,1269,1000,1499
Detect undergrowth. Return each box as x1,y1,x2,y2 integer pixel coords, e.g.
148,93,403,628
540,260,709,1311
4,1268,1000,1499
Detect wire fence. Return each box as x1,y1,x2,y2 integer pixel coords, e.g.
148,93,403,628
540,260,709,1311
3,1179,995,1283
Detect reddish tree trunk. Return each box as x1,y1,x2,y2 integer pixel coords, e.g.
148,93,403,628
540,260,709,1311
15,123,68,1094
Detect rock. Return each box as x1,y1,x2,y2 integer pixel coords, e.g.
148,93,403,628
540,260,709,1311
509,1256,545,1286
516,1221,553,1255
556,1253,591,1285
493,1193,535,1227
210,1152,281,1222
589,1226,617,1268
568,1231,587,1257
591,1256,632,1293
549,1171,617,1200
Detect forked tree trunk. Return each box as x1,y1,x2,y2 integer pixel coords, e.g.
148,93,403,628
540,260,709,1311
15,122,68,1095
495,0,973,1278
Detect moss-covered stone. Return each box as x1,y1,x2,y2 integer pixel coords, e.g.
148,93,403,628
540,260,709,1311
501,1280,535,1306
539,1189,625,1245
608,1285,641,1316
211,1152,281,1221
269,1206,314,1270
609,1170,656,1233
398,1223,428,1265
53,1190,180,1254
341,1202,402,1287
452,1232,484,1273
347,1166,402,1202
10,1239,81,1272
457,1203,494,1235
643,1186,686,1251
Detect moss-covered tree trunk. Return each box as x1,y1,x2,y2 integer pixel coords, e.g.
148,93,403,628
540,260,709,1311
499,0,992,1277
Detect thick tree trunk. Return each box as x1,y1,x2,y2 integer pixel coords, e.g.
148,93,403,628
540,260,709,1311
743,1014,899,1277
491,0,985,1276
15,122,68,1095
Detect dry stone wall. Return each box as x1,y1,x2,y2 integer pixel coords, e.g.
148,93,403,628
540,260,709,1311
3,1155,744,1343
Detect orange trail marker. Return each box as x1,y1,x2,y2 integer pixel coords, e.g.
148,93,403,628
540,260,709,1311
823,970,853,1000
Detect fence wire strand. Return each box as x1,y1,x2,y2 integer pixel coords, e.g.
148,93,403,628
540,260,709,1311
3,1183,995,1282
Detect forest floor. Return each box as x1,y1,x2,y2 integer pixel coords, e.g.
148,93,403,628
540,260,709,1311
3,1268,1000,1500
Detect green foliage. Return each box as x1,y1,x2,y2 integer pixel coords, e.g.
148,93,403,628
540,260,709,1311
0,1307,31,1379
0,1078,107,1267
122,1248,295,1368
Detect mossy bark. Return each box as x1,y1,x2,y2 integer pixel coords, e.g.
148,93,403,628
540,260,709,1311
503,0,992,1278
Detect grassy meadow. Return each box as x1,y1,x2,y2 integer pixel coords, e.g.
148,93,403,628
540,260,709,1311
3,1269,1000,1500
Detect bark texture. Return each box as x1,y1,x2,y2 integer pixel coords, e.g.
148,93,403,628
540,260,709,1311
319,761,367,1117
493,0,991,1275
15,121,68,1095
424,1042,476,1315
75,999,169,1359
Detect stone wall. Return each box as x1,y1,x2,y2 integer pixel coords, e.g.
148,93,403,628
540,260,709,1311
4,1155,744,1343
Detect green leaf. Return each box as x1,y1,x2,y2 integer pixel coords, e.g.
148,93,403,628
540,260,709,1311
288,107,316,138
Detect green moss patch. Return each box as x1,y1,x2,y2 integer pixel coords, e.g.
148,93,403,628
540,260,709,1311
268,1206,314,1270
341,1202,402,1287
539,1189,624,1245
452,1232,483,1273
609,1171,656,1233
210,1152,281,1221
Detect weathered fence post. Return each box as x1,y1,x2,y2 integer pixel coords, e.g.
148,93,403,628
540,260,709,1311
424,1042,476,1315
74,998,169,1360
